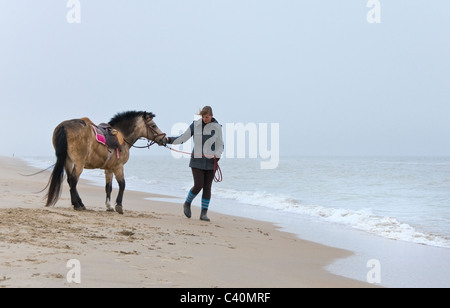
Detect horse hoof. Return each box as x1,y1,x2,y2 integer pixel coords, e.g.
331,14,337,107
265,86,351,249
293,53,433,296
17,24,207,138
115,205,124,215
74,206,86,211
106,208,114,212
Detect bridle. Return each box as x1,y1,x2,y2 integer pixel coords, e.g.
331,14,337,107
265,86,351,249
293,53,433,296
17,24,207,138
123,118,167,149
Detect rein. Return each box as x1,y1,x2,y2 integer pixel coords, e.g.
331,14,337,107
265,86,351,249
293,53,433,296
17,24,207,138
164,145,223,183
124,139,157,149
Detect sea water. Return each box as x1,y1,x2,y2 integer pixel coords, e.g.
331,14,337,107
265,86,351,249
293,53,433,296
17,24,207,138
24,155,450,287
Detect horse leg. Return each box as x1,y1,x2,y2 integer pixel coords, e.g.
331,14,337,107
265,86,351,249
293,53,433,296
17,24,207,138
65,161,81,207
113,167,125,215
105,170,114,212
67,163,86,210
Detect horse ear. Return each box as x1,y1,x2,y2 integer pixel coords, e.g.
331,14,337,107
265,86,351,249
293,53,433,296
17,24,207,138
144,112,155,123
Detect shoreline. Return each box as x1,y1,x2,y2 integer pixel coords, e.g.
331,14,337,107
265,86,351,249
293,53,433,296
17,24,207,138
0,156,376,288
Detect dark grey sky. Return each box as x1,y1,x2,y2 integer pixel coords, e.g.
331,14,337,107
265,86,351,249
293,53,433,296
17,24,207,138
1,1,449,157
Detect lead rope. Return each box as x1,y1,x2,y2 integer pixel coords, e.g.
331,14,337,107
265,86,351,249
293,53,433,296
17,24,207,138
165,146,223,183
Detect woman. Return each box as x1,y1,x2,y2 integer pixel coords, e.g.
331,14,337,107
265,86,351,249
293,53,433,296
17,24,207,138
166,106,224,221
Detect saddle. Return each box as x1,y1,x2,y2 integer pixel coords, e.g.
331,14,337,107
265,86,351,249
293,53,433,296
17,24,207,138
81,118,124,158
94,123,121,150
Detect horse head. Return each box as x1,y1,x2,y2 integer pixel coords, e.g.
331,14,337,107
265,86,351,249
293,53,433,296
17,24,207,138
142,112,167,145
108,111,167,147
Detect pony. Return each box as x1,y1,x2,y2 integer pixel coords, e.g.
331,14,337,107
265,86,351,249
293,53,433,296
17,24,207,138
45,111,167,214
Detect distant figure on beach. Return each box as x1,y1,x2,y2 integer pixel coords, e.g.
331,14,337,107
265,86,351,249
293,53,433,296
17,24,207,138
165,106,224,221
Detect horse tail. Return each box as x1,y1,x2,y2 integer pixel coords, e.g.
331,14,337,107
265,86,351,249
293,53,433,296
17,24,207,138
45,126,68,207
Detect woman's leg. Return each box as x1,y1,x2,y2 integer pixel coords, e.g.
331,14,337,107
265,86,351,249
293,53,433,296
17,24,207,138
201,169,215,200
200,170,215,221
183,168,205,218
190,168,205,196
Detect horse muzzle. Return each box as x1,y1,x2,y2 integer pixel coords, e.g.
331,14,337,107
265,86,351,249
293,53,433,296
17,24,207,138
155,135,168,146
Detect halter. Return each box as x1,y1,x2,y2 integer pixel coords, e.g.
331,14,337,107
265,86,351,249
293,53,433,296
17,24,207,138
123,119,167,149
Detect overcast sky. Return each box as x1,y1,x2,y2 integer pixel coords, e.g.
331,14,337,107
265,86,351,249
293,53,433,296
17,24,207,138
1,0,449,157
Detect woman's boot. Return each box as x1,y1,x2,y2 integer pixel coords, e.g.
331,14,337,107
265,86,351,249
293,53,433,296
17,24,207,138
200,208,210,221
183,202,191,218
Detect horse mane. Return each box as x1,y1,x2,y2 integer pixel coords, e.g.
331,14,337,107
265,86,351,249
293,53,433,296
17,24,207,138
108,111,156,127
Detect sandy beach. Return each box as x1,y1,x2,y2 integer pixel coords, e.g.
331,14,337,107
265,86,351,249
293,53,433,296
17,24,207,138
0,156,376,288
